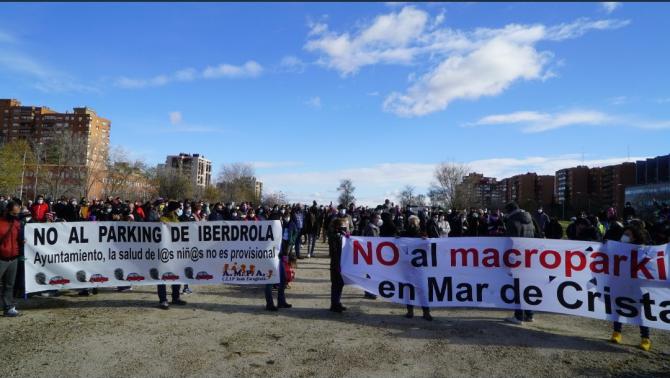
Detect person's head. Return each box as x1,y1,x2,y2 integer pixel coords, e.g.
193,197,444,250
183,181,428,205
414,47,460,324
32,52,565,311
36,195,44,204
537,207,543,213
625,202,632,208
4,200,21,217
165,201,180,215
504,201,519,214
371,213,382,227
621,224,646,244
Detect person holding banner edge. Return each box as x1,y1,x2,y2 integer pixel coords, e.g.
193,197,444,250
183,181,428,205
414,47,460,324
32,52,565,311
0,200,23,317
503,201,540,325
610,224,652,351
157,201,187,310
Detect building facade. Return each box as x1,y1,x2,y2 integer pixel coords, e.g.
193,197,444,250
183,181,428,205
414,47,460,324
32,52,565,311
165,153,212,188
0,98,111,199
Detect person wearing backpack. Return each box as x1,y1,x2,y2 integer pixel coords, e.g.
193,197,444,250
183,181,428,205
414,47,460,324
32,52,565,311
0,200,23,317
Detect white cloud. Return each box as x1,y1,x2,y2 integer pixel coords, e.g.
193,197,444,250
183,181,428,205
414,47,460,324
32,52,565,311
601,2,622,14
260,154,645,206
168,111,183,125
0,48,97,93
305,6,431,76
468,109,670,132
305,96,322,109
305,6,630,117
115,60,263,88
279,55,306,73
202,61,262,79
545,18,629,41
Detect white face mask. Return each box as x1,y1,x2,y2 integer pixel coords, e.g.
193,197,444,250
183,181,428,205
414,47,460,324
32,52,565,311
620,235,632,243
37,199,44,204
339,210,346,216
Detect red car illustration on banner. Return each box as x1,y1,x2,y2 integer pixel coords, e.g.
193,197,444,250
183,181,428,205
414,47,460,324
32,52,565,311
126,273,145,282
89,274,109,283
49,276,70,285
195,271,214,280
161,272,179,281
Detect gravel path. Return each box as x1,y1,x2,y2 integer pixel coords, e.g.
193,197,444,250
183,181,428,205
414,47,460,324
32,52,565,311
1,241,669,377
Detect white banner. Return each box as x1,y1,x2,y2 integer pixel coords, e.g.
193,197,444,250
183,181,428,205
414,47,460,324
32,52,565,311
25,221,281,293
342,237,670,330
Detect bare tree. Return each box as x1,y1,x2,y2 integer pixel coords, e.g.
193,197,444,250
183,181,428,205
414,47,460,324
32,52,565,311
261,191,288,207
337,178,356,206
398,185,416,207
217,162,259,203
428,162,471,209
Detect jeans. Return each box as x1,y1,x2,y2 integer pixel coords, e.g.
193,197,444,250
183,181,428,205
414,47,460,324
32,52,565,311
514,309,534,321
0,259,18,310
157,284,181,302
613,322,650,338
307,234,317,256
265,260,287,306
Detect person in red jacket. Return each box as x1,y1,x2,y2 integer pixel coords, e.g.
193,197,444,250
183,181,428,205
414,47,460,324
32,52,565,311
30,195,49,223
0,200,23,317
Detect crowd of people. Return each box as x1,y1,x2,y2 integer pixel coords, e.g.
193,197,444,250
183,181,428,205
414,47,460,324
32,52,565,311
0,194,669,351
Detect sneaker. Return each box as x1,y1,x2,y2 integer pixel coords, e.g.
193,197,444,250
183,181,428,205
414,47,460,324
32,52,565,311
405,310,414,319
159,301,169,310
363,292,377,300
182,287,193,294
504,317,523,325
639,337,651,352
422,312,433,321
172,299,187,306
78,290,91,296
610,331,622,344
524,317,534,323
91,288,98,295
3,307,19,317
278,302,293,309
266,304,278,312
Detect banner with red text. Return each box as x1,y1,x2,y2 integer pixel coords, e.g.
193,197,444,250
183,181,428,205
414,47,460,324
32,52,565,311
24,221,281,293
341,237,670,330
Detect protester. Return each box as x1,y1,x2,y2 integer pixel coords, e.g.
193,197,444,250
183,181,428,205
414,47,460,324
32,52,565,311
503,201,537,325
264,212,292,311
328,207,351,313
403,215,432,321
157,201,187,310
610,224,652,351
0,200,22,317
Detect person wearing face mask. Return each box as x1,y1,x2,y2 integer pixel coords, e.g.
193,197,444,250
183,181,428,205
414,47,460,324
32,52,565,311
403,216,432,321
328,210,351,313
533,207,550,237
179,205,197,222
30,195,50,223
0,200,23,317
264,213,292,311
62,198,80,222
610,224,652,351
361,213,383,300
426,213,441,238
208,203,226,221
437,212,451,237
156,201,187,310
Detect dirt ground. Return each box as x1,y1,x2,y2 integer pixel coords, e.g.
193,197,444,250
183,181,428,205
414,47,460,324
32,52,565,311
2,241,669,378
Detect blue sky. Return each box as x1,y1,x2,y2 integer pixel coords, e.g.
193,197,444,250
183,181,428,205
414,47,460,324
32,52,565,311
1,2,669,205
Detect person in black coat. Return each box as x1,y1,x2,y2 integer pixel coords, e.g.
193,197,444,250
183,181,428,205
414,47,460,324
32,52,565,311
403,216,432,321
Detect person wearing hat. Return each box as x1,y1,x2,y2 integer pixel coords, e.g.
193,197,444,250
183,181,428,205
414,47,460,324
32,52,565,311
503,201,538,325
156,201,187,310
